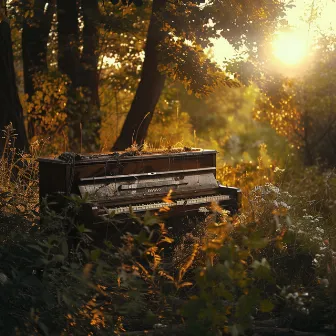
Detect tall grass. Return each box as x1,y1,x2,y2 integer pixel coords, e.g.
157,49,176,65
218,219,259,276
0,124,40,242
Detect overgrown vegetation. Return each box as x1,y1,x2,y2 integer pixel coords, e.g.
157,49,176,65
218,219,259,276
0,132,335,336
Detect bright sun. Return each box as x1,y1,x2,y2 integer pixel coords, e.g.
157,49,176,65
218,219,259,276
272,31,309,66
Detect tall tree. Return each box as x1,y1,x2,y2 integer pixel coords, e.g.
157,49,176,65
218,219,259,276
22,0,55,138
112,0,165,150
0,3,29,152
81,0,100,107
57,0,82,150
57,0,81,87
79,0,101,151
57,0,101,152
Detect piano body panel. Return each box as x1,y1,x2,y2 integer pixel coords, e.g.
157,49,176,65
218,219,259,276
38,160,71,201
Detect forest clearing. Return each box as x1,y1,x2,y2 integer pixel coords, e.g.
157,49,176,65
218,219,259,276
0,0,336,335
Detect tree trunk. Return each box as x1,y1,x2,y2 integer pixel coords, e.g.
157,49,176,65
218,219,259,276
0,17,29,152
22,0,55,138
57,0,101,152
81,0,100,107
112,0,166,151
57,0,82,151
80,0,101,151
57,0,81,87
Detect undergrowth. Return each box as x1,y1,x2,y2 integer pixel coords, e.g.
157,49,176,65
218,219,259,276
0,135,335,335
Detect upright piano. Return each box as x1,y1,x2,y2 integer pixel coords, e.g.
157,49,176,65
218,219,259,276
38,149,241,220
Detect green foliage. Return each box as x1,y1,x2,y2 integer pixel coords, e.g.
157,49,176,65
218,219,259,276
22,71,68,153
155,0,288,95
217,150,336,332
147,108,195,148
182,217,275,336
110,0,144,6
179,83,290,164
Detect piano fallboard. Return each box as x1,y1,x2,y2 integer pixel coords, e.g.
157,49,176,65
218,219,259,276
78,168,218,203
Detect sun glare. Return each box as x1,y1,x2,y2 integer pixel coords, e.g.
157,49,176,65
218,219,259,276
272,32,309,66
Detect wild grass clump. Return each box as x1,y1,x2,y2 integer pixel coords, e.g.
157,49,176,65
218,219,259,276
0,124,41,242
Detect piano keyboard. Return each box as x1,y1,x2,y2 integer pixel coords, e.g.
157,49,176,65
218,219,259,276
99,194,231,215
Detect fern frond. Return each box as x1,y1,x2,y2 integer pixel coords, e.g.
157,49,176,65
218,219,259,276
178,243,199,283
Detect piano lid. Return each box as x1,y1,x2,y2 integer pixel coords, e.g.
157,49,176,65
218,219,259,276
37,148,217,165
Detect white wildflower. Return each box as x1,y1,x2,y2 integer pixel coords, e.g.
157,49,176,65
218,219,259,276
280,201,290,209
154,324,168,329
301,307,309,315
274,167,285,173
0,273,8,285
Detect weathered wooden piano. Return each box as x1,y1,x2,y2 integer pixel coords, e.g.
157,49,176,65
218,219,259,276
38,149,241,221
